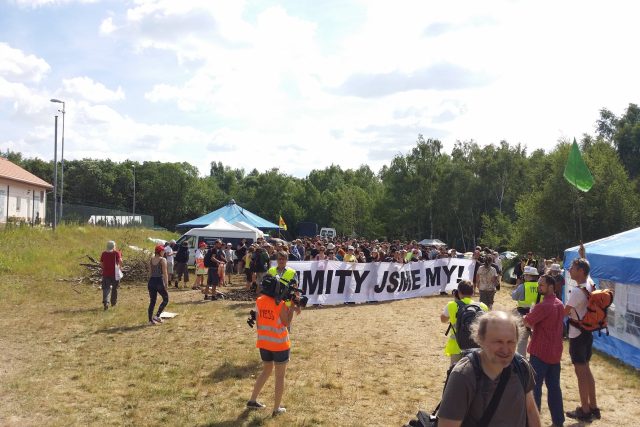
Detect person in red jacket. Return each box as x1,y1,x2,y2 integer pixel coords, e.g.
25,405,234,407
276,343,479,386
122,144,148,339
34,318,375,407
100,240,122,310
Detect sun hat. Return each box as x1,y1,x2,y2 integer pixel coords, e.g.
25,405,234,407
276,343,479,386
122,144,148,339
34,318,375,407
524,266,539,276
550,263,562,272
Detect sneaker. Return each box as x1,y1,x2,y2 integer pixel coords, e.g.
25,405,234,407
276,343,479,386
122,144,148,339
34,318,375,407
591,407,601,419
272,407,286,416
566,407,592,421
246,400,266,409
153,316,163,323
148,320,158,325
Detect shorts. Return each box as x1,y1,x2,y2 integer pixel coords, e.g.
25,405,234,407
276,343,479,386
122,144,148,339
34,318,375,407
207,267,220,286
569,331,593,364
259,348,290,364
479,290,496,307
174,262,189,281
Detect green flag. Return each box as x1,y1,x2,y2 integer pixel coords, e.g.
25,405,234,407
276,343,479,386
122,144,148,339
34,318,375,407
563,138,594,192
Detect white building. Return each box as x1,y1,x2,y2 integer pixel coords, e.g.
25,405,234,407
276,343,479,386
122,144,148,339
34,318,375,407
0,157,53,226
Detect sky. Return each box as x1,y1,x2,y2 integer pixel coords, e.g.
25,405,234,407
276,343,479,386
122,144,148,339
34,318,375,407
1,0,639,178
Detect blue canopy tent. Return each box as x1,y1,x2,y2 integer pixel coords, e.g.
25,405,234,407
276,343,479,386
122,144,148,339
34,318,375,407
564,227,640,369
177,200,279,231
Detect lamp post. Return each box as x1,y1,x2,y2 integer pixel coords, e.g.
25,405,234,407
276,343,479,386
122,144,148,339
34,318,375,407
132,165,136,222
53,115,58,230
50,99,65,222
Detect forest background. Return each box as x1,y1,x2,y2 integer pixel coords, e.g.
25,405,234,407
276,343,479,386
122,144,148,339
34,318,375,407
3,105,640,258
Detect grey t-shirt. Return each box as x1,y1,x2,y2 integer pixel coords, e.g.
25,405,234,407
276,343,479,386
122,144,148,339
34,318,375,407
438,354,535,427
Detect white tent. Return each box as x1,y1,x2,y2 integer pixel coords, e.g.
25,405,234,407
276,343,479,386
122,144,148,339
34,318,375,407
204,217,242,231
564,227,640,370
233,221,265,239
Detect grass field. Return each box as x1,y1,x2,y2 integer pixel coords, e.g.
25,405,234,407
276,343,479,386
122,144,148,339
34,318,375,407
1,227,638,426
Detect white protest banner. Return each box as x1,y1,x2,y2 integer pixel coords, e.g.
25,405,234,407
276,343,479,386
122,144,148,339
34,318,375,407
285,258,475,305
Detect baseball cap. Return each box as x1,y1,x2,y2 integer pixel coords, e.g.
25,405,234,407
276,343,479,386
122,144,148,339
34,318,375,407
154,244,165,254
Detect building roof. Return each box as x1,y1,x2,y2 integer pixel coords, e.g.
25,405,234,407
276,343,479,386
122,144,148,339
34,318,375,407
0,157,53,189
177,199,279,230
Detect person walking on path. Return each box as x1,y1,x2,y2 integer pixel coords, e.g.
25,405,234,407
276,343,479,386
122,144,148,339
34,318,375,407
148,244,169,325
524,274,565,427
100,240,122,310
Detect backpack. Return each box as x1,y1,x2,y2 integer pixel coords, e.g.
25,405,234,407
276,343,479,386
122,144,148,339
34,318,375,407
405,349,529,427
569,288,614,336
453,301,485,350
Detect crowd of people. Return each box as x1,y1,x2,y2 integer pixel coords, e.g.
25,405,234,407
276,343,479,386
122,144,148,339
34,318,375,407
97,235,601,425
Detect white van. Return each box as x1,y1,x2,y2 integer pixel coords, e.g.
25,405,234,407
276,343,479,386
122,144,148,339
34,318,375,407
320,227,336,238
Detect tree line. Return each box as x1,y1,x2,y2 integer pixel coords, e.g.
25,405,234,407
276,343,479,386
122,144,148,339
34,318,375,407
3,104,640,258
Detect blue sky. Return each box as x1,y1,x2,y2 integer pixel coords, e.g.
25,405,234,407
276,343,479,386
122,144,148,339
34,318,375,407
1,0,639,178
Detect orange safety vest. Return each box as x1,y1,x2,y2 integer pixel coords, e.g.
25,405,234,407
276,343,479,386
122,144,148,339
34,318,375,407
255,295,290,351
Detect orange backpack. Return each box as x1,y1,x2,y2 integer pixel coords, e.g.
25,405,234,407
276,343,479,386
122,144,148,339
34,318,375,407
570,288,614,335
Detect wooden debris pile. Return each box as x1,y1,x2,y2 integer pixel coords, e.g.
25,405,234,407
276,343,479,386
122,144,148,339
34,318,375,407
79,252,152,284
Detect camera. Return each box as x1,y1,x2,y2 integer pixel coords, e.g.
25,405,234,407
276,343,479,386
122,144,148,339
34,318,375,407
247,310,256,328
260,275,308,307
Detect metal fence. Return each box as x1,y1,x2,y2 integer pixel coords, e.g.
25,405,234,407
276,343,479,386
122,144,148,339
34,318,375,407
46,202,154,228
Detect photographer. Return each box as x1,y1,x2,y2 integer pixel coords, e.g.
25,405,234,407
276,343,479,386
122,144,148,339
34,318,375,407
246,259,301,417
440,280,488,365
268,251,301,331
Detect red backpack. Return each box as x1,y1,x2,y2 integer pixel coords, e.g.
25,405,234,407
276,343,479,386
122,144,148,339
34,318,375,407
569,288,614,335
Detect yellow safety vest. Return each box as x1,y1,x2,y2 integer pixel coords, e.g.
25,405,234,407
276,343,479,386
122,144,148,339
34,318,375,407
444,297,489,356
517,281,539,308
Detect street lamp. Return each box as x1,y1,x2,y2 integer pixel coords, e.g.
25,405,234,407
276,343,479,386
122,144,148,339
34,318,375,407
53,115,58,230
50,99,65,222
132,165,136,220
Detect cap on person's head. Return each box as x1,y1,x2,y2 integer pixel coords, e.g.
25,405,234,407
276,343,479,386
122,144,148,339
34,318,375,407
106,241,116,251
155,244,165,254
550,263,561,272
327,243,335,250
199,242,207,248
347,245,354,250
524,266,539,276
170,239,176,244
227,243,232,247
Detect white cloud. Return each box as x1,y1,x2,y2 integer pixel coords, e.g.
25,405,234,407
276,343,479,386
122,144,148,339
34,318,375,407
10,0,97,7
99,17,116,34
62,77,125,103
0,43,50,83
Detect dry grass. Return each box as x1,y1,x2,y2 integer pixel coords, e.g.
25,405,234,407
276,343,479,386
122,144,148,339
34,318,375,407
1,232,638,426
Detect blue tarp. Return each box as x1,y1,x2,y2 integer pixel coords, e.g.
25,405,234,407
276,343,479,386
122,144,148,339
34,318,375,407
563,227,640,285
177,200,279,230
563,226,640,370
